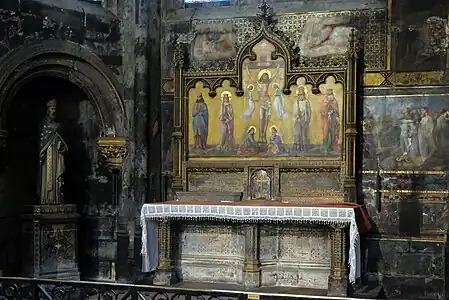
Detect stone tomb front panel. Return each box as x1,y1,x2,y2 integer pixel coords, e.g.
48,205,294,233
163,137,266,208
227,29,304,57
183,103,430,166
260,225,331,290
173,221,331,290
174,222,245,284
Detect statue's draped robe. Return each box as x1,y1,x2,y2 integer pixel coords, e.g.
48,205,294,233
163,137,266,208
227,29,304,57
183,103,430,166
38,120,67,205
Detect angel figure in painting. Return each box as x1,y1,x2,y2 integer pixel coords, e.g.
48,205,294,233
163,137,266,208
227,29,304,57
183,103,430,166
239,126,259,155
293,86,311,153
268,125,286,155
245,65,281,143
320,88,340,153
273,83,288,120
217,91,235,152
241,84,255,120
192,94,209,150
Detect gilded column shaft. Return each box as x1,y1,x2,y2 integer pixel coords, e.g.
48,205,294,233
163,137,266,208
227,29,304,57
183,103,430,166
330,225,346,280
157,220,173,270
172,42,185,192
343,30,360,203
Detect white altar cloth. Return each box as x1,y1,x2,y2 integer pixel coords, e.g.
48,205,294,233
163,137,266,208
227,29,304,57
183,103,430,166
140,202,364,284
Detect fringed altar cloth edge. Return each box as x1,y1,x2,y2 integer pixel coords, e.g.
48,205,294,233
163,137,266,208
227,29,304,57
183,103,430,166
140,202,369,285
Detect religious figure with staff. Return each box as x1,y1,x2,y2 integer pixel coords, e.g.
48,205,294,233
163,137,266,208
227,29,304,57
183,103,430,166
37,99,68,205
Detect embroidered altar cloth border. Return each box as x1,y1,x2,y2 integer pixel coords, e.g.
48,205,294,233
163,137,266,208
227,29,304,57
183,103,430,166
140,201,366,285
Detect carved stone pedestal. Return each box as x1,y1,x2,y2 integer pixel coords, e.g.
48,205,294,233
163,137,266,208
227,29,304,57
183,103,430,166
21,204,80,280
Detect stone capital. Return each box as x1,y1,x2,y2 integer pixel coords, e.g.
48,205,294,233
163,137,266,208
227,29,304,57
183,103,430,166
97,136,128,172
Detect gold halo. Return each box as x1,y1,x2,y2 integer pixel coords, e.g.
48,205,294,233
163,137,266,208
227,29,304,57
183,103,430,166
221,91,232,99
248,126,257,133
296,85,308,95
270,125,278,131
247,84,254,91
258,69,272,80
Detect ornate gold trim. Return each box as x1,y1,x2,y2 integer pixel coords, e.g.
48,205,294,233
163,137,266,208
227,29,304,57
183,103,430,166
280,167,340,173
362,170,446,175
371,189,449,195
97,137,128,172
187,167,244,172
363,71,445,87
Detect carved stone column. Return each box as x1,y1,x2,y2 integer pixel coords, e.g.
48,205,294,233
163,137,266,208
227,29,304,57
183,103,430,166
328,224,347,296
153,220,175,285
96,136,128,280
243,224,261,288
343,30,362,203
97,137,129,172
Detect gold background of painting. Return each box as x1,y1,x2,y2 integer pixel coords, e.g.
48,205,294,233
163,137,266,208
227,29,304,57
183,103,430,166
187,40,344,149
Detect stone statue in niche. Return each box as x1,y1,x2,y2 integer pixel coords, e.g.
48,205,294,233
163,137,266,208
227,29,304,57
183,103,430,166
37,99,68,205
250,169,271,200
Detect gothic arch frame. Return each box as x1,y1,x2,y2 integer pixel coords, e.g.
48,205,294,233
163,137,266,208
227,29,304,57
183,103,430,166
0,40,127,136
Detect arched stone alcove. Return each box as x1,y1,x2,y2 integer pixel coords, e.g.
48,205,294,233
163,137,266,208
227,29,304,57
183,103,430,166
0,39,126,136
0,40,127,279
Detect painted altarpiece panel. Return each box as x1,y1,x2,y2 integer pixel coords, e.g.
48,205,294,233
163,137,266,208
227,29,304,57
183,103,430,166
166,13,362,293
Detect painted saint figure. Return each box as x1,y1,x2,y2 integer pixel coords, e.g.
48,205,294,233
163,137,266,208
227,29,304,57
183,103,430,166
217,91,235,151
192,94,209,150
273,83,288,120
268,125,286,155
320,89,340,153
418,107,435,161
245,65,281,143
293,86,312,152
239,126,259,155
241,84,255,120
38,99,68,205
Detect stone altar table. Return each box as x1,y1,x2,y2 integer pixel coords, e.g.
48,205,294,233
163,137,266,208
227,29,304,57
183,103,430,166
140,201,370,296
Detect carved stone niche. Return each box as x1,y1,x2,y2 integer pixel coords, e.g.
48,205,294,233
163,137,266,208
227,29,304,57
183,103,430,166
247,168,274,201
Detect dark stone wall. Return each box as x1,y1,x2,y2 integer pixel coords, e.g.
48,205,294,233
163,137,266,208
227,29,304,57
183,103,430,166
161,0,448,299
0,0,155,282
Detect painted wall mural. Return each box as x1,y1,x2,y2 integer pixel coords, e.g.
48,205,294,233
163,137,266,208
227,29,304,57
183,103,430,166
191,23,237,62
298,15,355,58
363,93,449,170
391,0,448,72
188,40,344,158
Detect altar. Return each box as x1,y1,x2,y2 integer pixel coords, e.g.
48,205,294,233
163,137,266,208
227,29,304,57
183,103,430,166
147,3,365,296
141,201,370,296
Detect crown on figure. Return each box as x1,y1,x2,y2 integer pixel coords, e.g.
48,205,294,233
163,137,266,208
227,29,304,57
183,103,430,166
46,99,57,107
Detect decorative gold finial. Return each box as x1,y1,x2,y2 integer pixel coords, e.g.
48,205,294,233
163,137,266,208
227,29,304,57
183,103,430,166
97,136,128,172
173,42,185,68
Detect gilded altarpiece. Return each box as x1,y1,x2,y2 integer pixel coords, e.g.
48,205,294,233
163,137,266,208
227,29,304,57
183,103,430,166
167,10,362,294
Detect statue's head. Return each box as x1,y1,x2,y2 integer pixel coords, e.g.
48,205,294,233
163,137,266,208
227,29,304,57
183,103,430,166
46,99,57,121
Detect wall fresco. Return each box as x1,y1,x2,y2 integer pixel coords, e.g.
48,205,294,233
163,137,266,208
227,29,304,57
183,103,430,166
364,93,449,170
